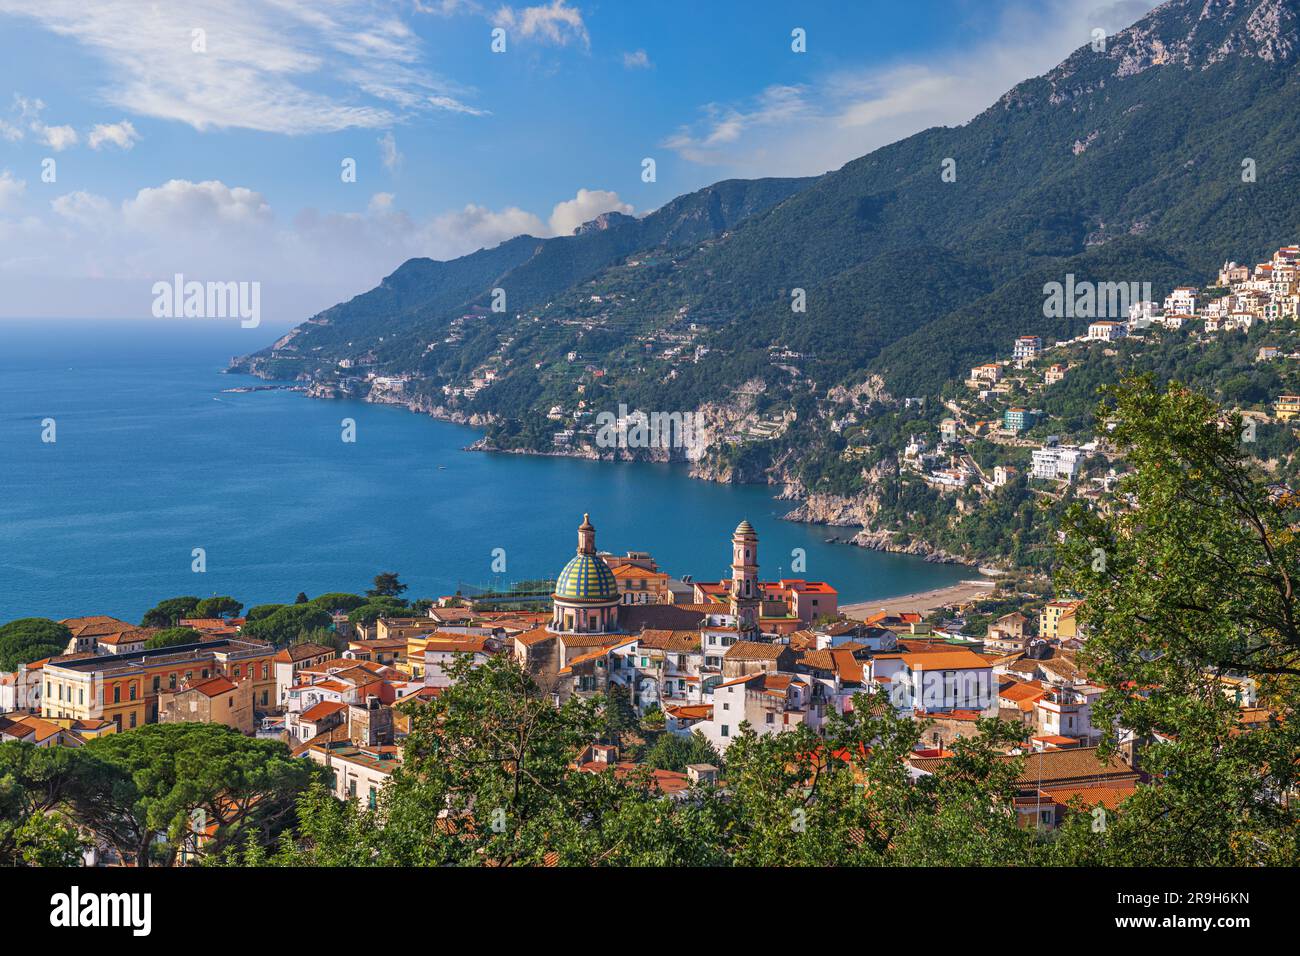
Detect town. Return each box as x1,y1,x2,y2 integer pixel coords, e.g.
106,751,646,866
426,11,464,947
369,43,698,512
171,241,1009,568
0,502,1260,866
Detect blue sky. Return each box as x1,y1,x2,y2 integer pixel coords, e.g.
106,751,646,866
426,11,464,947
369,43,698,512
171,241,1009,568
0,0,1159,322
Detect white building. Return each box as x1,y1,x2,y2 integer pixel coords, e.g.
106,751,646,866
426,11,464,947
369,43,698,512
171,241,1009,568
1013,336,1042,365
1087,321,1127,342
1031,445,1084,481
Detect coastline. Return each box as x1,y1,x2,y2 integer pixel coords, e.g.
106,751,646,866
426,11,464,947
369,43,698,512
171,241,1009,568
841,577,999,619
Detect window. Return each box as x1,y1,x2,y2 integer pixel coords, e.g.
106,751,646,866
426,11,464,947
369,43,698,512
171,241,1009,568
721,725,729,737
78,687,84,706
233,665,241,679
129,682,137,701
262,663,269,679
129,711,137,728
168,674,177,690
152,676,161,693
765,712,774,724
112,684,121,704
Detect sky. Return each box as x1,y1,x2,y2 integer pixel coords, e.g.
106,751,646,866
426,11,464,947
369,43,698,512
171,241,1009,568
0,0,1161,324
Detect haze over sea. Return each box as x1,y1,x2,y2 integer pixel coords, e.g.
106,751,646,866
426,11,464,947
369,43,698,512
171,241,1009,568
0,319,970,622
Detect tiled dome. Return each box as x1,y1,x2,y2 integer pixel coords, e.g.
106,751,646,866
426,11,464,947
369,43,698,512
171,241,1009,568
554,553,619,602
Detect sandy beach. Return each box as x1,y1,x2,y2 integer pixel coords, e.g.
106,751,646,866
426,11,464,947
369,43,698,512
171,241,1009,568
842,578,999,619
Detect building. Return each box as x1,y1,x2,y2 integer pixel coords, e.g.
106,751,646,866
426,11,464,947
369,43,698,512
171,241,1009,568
1039,600,1083,640
57,616,139,655
550,514,623,635
1031,444,1084,481
1275,395,1300,421
608,561,672,605
1044,363,1067,385
157,675,253,734
40,638,277,732
992,465,1018,487
1003,407,1040,433
1087,321,1127,342
700,672,811,753
274,643,337,710
306,741,400,809
873,650,998,718
1013,335,1042,364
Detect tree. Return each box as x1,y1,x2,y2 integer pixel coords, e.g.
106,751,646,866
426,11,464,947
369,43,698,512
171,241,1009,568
141,596,201,628
643,730,720,773
346,598,408,626
367,572,408,598
0,742,92,865
194,596,243,619
70,724,322,866
309,593,367,613
0,618,70,670
1055,375,1300,864
294,592,309,604
241,605,332,647
245,603,285,622
144,627,203,650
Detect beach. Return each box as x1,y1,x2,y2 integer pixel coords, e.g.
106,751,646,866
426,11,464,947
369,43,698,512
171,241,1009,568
841,577,999,619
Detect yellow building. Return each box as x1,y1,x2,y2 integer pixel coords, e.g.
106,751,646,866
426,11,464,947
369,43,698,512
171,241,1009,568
41,638,277,733
1275,395,1300,421
609,562,672,605
1039,600,1083,641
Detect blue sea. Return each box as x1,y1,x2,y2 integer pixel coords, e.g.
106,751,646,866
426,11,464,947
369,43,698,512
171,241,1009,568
0,318,970,622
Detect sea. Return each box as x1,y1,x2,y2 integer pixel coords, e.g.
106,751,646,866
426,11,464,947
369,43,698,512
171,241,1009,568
0,318,971,622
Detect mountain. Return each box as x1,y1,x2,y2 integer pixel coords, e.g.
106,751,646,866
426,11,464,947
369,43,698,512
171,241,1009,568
235,0,1300,473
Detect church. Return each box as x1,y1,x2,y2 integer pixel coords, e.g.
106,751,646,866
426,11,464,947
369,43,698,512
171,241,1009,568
548,513,762,640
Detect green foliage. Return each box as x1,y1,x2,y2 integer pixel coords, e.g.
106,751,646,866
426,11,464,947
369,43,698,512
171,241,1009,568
367,572,408,598
1055,375,1300,863
144,627,203,650
241,604,333,647
0,618,70,670
73,724,322,867
141,596,201,628
642,730,720,773
310,592,368,613
193,596,243,619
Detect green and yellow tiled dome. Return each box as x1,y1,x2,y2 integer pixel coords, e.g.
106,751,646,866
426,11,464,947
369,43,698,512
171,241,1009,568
554,552,619,602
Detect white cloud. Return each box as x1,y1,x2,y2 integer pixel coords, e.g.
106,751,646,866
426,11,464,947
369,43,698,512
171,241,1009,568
493,1,589,48
547,188,633,236
428,95,491,116
121,179,272,230
622,49,652,70
51,189,112,226
0,0,486,134
0,118,22,141
36,123,77,151
0,169,26,210
379,131,403,173
663,0,1163,177
87,120,139,150
2,178,633,318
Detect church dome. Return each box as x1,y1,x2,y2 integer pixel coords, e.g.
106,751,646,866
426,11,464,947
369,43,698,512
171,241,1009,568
554,553,619,603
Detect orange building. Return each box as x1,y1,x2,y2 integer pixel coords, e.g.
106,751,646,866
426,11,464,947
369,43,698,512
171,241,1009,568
41,638,277,733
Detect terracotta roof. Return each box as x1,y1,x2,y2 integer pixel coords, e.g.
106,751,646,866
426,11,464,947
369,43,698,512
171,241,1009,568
183,675,238,698
637,629,701,652
901,650,990,670
274,643,336,663
300,700,348,722
723,641,787,661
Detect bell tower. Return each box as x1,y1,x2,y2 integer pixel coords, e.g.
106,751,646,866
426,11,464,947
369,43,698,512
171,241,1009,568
729,519,760,635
